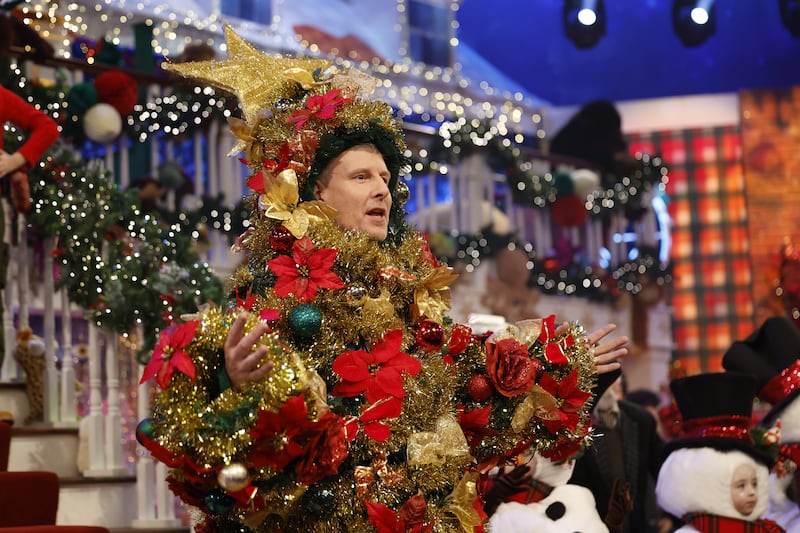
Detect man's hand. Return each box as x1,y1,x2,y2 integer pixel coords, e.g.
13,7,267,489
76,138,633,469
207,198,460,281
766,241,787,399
0,150,26,177
587,323,629,375
224,312,275,389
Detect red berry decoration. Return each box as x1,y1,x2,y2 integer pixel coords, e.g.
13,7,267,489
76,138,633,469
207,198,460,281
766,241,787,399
416,319,445,352
466,374,493,402
270,225,295,252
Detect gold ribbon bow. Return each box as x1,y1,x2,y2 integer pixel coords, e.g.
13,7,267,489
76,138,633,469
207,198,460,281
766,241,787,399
407,414,470,466
410,266,458,323
443,472,483,533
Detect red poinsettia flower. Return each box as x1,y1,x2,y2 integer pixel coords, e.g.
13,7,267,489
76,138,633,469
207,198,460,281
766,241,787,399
537,314,573,365
420,234,440,267
537,369,592,434
268,236,346,302
359,396,404,442
457,405,500,449
331,330,422,402
247,394,310,470
140,320,200,390
288,89,352,130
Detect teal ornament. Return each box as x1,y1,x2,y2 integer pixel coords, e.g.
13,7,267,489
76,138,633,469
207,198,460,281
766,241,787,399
288,304,322,338
135,418,154,446
553,171,575,196
66,82,98,116
205,490,235,515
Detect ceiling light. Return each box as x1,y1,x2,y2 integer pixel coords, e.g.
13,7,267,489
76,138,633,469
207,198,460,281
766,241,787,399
563,0,606,49
672,0,716,46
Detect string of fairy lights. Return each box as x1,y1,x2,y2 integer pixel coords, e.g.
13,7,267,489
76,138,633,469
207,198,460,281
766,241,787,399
4,1,673,329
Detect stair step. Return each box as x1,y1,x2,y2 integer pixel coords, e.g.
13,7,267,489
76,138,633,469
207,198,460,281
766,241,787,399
59,475,138,528
8,425,80,476
0,381,29,424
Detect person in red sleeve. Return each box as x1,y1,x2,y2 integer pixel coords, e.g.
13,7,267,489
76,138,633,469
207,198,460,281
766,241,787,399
0,85,59,361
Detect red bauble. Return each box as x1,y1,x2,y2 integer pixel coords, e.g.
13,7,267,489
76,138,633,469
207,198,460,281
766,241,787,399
270,226,295,252
416,319,445,352
550,194,588,228
466,374,493,402
94,71,138,116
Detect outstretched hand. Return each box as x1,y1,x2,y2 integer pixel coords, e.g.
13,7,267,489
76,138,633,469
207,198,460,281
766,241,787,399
224,312,275,389
587,323,628,375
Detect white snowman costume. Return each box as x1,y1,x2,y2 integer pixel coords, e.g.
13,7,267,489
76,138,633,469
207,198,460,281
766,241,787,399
488,451,609,533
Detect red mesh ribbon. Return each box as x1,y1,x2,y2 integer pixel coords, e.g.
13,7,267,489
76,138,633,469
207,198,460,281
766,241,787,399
680,415,752,441
780,443,800,465
760,359,800,405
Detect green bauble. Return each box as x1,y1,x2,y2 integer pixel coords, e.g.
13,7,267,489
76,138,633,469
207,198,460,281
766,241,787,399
288,304,322,338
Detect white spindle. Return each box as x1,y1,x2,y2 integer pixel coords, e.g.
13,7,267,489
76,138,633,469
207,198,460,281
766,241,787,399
84,322,106,473
104,333,127,474
42,235,59,425
119,136,130,189
59,290,77,424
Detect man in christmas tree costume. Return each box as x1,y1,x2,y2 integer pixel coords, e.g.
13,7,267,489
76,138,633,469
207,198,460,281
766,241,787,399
138,26,626,532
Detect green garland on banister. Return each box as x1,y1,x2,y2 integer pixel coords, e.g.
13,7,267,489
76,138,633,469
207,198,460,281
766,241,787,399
27,144,225,359
428,225,672,302
418,118,668,216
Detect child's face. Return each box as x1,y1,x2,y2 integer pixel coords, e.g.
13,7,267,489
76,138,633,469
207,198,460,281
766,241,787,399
730,463,758,516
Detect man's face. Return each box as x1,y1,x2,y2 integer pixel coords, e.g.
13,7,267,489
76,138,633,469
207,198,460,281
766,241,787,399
314,144,392,241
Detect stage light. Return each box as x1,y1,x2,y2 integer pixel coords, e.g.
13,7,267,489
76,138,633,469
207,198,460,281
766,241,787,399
780,0,800,37
672,0,716,46
563,0,606,49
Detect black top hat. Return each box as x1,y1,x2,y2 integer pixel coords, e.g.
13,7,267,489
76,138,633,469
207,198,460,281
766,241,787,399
722,315,800,427
663,372,773,466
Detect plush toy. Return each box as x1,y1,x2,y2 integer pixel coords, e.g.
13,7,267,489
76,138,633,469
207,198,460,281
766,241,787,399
12,328,47,425
488,451,610,533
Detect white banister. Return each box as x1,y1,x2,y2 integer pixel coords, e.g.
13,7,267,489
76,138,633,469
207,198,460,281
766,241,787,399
104,332,127,475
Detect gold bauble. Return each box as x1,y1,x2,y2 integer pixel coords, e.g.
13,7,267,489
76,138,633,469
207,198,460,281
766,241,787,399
218,463,250,492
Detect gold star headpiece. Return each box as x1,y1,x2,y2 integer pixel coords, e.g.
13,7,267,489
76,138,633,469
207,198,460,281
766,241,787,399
164,25,333,123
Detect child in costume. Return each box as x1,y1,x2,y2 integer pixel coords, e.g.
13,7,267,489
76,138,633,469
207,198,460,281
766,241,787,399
723,315,800,532
137,26,624,532
656,372,784,533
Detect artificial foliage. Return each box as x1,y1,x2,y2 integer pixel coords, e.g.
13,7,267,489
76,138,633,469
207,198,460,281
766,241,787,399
138,27,601,533
425,118,669,218
26,142,225,357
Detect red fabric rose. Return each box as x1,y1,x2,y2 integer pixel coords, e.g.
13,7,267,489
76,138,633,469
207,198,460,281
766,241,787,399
485,338,537,397
294,411,349,484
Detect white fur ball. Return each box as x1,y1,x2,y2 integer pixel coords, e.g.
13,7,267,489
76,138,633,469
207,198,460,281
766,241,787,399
572,169,601,198
83,103,122,144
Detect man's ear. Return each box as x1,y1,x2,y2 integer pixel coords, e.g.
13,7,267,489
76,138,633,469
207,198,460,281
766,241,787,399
314,180,324,201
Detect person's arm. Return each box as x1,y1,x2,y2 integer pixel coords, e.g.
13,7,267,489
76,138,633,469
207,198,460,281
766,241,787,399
0,87,59,176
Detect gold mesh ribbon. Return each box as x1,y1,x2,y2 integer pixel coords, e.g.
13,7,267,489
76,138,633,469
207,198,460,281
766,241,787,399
407,414,470,466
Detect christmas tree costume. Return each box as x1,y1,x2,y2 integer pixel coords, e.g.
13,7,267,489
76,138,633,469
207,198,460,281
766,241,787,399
138,27,598,533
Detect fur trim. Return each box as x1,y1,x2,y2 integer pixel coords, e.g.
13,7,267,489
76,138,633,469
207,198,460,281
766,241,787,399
775,397,800,443
657,448,769,520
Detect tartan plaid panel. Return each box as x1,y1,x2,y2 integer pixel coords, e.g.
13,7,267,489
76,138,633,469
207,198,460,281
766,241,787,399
628,127,751,373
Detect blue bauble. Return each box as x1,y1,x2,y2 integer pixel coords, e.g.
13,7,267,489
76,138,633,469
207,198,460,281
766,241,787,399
288,304,322,338
205,490,235,515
